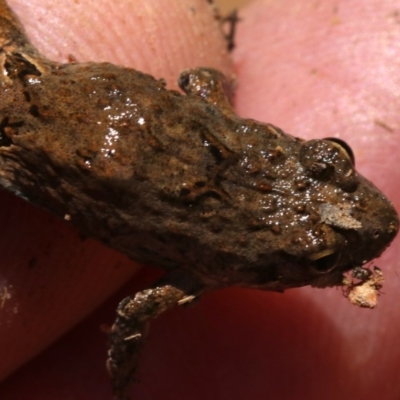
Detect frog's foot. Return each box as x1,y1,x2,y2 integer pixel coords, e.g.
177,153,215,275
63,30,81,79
0,0,52,74
107,270,205,400
178,68,236,116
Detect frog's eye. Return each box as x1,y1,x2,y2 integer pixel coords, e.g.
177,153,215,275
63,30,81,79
299,139,358,193
323,137,355,166
309,249,340,273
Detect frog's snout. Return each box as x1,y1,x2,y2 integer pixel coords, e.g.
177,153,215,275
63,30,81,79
347,194,398,266
315,192,398,274
366,200,399,256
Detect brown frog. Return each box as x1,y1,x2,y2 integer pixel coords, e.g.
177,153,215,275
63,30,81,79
0,1,397,399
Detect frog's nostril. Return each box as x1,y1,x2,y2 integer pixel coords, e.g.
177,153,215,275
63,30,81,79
373,229,381,238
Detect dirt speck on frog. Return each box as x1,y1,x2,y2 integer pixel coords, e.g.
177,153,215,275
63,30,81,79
0,1,397,399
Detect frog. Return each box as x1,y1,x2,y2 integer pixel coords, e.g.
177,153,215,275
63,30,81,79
0,1,397,399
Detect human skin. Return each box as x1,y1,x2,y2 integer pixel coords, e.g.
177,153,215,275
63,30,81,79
0,0,400,399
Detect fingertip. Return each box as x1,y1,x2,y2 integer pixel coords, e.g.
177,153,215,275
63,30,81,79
10,0,232,87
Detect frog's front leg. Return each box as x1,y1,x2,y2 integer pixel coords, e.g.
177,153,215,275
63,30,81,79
107,270,205,400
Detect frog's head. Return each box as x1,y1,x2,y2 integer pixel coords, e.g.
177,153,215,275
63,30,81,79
292,137,398,288
221,127,398,291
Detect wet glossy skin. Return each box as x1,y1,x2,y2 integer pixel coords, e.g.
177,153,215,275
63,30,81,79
0,1,397,399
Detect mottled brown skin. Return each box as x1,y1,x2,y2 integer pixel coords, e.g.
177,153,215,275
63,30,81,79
0,2,398,399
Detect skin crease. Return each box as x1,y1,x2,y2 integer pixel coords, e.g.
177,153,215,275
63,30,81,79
0,0,399,399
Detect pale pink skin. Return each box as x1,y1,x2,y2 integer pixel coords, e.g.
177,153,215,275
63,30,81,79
0,0,400,399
